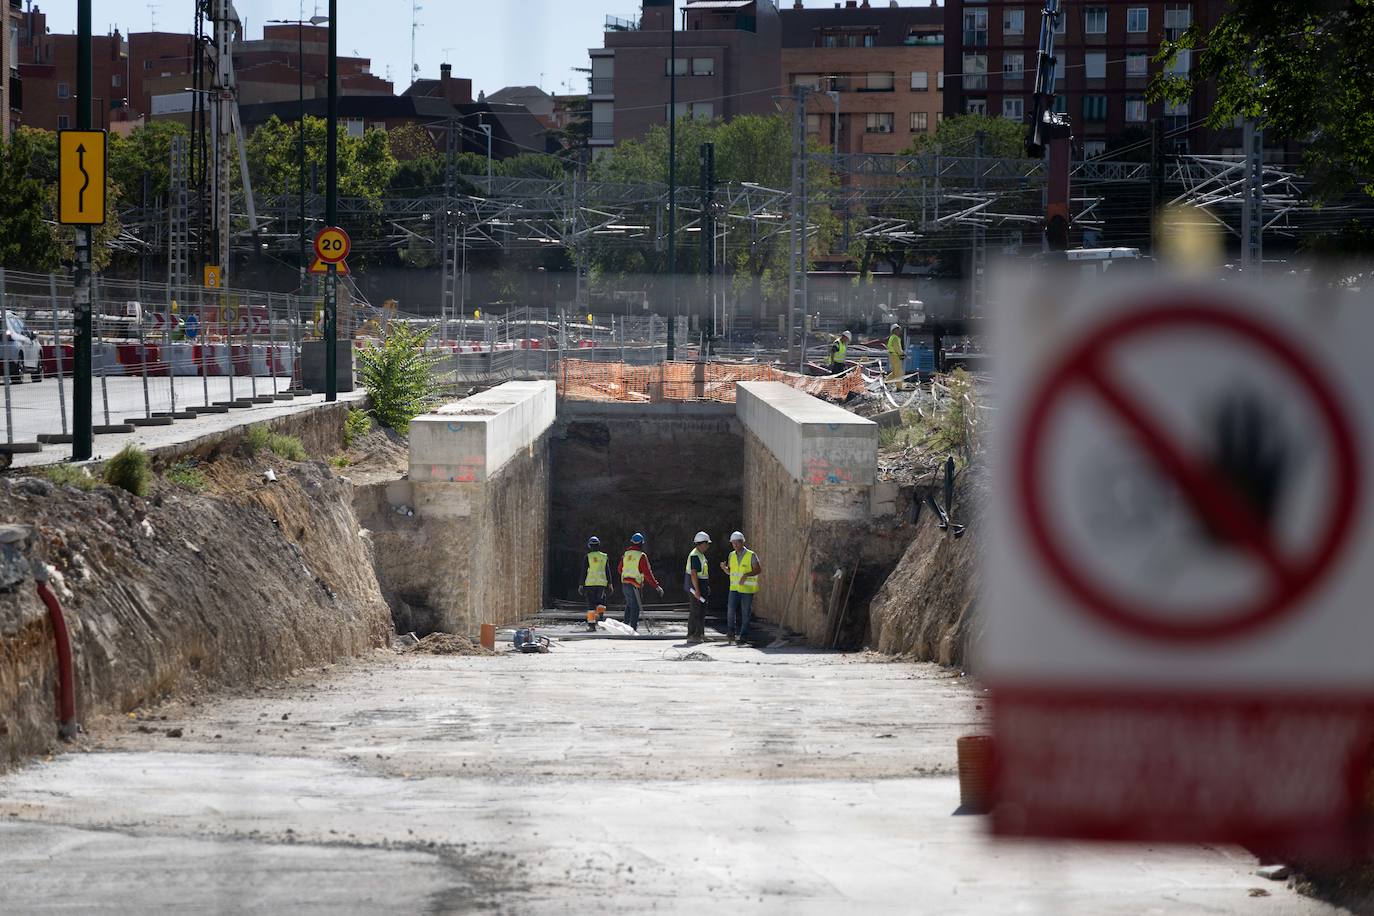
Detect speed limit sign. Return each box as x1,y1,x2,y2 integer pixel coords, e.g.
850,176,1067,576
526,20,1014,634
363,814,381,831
311,226,351,274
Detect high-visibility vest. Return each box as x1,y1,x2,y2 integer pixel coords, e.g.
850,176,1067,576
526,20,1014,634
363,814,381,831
621,548,645,586
728,549,759,594
887,333,904,360
685,549,707,575
585,551,608,587
828,338,848,365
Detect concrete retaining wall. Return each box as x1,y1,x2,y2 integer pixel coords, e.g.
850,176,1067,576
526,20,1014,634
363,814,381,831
737,382,884,644
364,382,555,635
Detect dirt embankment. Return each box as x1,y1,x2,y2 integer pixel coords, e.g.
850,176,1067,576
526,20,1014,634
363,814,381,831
0,453,393,768
866,468,984,668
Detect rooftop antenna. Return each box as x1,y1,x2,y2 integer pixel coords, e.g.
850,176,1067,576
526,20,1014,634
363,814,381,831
147,2,159,31
410,0,423,79
442,47,455,65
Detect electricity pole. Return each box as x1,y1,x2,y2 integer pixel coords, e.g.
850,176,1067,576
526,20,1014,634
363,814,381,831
324,0,338,401
72,0,92,460
666,4,677,360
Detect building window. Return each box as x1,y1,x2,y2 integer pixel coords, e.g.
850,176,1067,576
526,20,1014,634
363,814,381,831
143,59,152,70
666,58,688,76
793,73,821,91
57,82,70,99
965,99,987,116
57,115,70,129
806,114,821,134
865,72,894,92
667,102,688,120
1126,52,1149,77
1003,52,1024,80
962,54,987,90
1166,49,1191,76
1084,7,1108,34
591,101,613,140
962,9,988,47
863,33,876,47
1002,97,1024,121
591,55,614,93
691,102,714,120
1052,94,1067,114
821,33,838,48
1125,97,1147,122
1082,94,1107,121
910,70,928,91
692,58,714,76
1164,6,1192,40
1085,51,1106,79
1084,140,1107,158
343,118,365,137
937,71,945,90
910,111,929,132
865,112,894,133
936,112,944,124
1127,7,1149,33
112,73,122,88
1054,10,1066,34
1003,8,1024,35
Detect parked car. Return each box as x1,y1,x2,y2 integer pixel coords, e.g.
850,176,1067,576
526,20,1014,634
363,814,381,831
3,311,44,382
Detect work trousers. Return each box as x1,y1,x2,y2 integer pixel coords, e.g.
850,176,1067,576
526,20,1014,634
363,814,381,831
622,584,643,631
687,586,708,641
584,585,605,610
727,591,754,641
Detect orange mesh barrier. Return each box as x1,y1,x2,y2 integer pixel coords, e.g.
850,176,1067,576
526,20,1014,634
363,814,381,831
555,359,865,403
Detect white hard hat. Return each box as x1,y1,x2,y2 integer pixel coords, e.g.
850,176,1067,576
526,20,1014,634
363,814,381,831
841,330,852,339
891,323,901,332
694,531,711,544
730,531,745,542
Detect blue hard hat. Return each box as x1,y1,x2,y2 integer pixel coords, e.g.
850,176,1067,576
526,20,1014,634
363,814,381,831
630,532,645,545
587,536,600,548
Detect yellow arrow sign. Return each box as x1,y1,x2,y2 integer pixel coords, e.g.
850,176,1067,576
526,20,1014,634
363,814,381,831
58,130,107,225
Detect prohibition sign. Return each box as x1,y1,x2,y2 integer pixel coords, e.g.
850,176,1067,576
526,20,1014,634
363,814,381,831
1015,301,1361,643
314,226,351,264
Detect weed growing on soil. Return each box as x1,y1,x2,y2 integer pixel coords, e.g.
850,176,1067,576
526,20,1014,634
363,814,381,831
245,424,272,454
357,324,444,434
244,425,307,461
39,463,97,491
329,454,351,469
343,408,372,447
166,461,207,492
103,444,151,497
928,369,977,460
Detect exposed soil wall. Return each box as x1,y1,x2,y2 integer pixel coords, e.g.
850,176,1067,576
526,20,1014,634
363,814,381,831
0,459,392,768
866,471,984,668
548,403,744,610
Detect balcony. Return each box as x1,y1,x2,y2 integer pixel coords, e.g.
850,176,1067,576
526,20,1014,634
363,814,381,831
8,74,20,110
605,15,640,31
591,122,615,142
590,77,614,95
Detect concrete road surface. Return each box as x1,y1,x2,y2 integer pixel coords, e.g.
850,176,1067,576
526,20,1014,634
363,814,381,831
0,640,1338,914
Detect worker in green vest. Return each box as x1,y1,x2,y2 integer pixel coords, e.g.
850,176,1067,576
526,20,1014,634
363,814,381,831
719,531,761,645
827,330,852,374
684,531,712,644
886,323,906,388
581,536,608,629
619,532,663,632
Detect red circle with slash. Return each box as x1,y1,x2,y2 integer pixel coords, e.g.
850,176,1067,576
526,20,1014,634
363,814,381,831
1015,302,1361,643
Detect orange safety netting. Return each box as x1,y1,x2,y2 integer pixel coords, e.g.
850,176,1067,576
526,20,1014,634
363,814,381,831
555,359,866,403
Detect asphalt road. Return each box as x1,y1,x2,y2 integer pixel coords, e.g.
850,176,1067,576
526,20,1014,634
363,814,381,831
0,639,1337,914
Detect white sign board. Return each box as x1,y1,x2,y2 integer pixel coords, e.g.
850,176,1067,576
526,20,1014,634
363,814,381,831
985,269,1374,856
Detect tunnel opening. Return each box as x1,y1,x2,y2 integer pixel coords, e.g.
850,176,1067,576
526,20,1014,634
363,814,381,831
547,401,744,615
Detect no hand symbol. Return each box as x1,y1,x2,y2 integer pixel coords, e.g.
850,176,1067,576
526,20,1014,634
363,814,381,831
1015,301,1361,642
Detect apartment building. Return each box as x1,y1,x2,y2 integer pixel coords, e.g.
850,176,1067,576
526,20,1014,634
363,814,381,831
780,1,945,155
942,1,1230,156
3,0,20,139
589,0,782,150
17,7,131,132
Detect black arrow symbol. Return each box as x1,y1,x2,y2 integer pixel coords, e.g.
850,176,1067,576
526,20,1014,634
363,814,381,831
76,143,91,212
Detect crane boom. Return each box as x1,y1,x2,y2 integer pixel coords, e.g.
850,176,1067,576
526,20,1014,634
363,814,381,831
1026,0,1073,250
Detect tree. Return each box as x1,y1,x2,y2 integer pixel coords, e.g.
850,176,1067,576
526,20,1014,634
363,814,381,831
387,122,438,161
109,121,188,206
1152,2,1374,203
0,130,60,271
245,115,398,206
902,114,1026,159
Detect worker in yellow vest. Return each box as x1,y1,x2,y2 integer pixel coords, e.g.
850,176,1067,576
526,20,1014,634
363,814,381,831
619,532,663,632
581,536,609,629
684,531,712,644
827,330,852,374
886,324,906,388
719,531,762,645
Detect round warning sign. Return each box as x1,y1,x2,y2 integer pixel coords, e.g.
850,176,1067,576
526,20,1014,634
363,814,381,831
314,226,351,264
1015,300,1361,643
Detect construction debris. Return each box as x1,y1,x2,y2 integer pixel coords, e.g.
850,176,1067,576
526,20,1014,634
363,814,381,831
403,633,497,657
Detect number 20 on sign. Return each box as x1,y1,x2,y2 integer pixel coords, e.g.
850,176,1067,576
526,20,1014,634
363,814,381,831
311,226,351,274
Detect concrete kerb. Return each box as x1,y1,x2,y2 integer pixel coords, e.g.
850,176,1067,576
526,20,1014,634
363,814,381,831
735,382,878,489
409,381,556,484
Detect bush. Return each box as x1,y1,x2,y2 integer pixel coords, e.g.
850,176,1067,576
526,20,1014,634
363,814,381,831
329,454,351,469
343,408,372,447
39,463,97,491
103,444,151,497
929,369,978,460
166,460,206,492
245,424,272,454
357,324,444,434
244,424,307,461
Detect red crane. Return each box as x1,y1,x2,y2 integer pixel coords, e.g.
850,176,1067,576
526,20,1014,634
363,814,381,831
1026,0,1073,250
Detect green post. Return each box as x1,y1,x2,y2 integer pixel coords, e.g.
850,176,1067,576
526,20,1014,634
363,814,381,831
72,0,93,459
324,0,338,401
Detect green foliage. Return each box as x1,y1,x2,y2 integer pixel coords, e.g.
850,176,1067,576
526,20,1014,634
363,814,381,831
329,454,351,469
343,408,372,447
245,424,307,461
1152,3,1374,202
245,424,272,454
165,461,207,492
246,115,398,206
928,370,977,459
357,324,444,434
109,121,188,205
387,122,438,161
902,114,1027,160
38,464,97,491
496,153,567,180
103,444,151,497
0,130,61,271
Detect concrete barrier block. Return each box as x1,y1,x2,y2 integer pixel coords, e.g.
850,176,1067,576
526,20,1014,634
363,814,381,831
736,382,877,487
409,380,555,483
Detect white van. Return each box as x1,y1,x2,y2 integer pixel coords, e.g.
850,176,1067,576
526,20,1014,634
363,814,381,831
3,311,43,382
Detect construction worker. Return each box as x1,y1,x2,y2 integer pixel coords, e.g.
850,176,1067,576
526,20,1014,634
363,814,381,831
886,324,907,388
719,531,761,645
827,330,852,374
620,532,663,632
581,536,609,627
684,531,712,644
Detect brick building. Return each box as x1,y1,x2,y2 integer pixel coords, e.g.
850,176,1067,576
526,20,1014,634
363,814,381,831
17,6,133,132
588,0,783,150
941,1,1235,157
781,0,945,155
4,0,20,139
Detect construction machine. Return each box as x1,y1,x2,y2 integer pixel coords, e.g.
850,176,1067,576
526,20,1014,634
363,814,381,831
1026,0,1073,251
